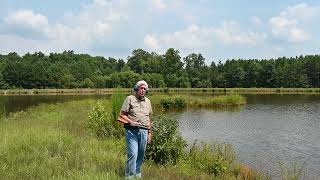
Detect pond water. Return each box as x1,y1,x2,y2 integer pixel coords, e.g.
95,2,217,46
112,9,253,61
178,94,320,179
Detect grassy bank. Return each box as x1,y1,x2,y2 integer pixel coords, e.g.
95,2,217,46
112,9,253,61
1,88,320,95
0,100,127,179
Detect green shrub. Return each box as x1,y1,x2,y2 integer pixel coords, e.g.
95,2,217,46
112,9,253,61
146,115,186,165
88,101,118,138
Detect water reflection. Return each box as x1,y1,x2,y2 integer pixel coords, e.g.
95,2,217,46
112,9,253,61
0,94,110,115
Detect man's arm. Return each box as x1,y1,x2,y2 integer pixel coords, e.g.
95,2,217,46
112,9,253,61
147,116,152,143
120,111,142,127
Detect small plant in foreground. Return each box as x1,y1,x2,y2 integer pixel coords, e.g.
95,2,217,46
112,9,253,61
146,114,186,165
88,101,118,138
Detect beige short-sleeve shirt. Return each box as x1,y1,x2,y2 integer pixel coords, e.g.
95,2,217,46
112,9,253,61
121,95,153,127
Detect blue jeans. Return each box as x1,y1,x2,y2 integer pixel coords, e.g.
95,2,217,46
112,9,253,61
125,128,148,178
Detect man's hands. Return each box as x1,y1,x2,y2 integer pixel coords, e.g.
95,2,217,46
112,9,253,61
147,117,152,143
147,120,152,130
131,120,152,143
147,132,152,144
130,121,142,127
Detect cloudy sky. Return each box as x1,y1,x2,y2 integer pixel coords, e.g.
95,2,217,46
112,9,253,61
1,0,320,64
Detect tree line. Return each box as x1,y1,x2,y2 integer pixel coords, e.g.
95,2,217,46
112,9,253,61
0,48,319,89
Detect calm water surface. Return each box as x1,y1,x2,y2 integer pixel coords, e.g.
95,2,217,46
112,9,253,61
178,94,320,179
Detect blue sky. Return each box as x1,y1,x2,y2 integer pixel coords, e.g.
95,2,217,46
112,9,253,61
1,0,320,64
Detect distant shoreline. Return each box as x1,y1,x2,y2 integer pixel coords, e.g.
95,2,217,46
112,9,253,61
0,88,320,95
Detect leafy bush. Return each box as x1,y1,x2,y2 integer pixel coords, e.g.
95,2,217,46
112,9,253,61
88,101,118,138
88,92,126,139
146,115,186,165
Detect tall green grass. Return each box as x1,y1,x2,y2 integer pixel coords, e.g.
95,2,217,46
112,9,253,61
0,106,5,120
279,162,305,180
111,91,126,137
180,142,237,176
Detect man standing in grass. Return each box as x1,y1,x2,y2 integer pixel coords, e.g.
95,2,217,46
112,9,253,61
119,80,153,178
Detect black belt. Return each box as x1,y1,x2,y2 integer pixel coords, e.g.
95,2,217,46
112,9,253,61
124,123,150,130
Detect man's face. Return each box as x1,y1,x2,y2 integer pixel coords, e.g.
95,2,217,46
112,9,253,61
137,84,147,97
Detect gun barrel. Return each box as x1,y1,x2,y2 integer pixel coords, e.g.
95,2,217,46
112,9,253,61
118,116,154,131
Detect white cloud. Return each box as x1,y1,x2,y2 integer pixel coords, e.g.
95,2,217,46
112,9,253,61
289,28,310,42
4,9,49,29
0,34,44,54
150,0,167,10
144,22,267,53
1,0,132,55
3,9,49,38
214,21,267,46
250,16,263,25
94,21,112,38
49,24,90,50
74,0,129,27
144,34,160,49
269,16,305,42
269,3,320,43
280,3,320,22
144,24,210,51
269,16,309,43
93,0,108,6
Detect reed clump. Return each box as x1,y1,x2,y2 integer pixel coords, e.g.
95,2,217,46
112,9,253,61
152,94,246,109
